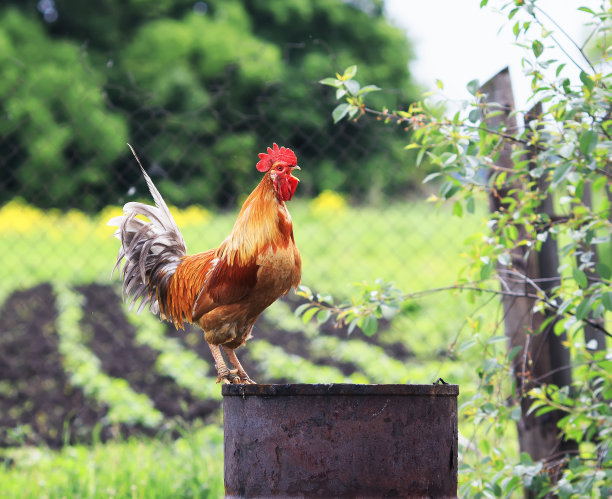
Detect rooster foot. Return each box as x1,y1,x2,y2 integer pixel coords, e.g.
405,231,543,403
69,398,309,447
229,369,256,384
216,368,241,385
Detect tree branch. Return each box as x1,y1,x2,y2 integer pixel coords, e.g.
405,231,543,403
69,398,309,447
307,279,611,339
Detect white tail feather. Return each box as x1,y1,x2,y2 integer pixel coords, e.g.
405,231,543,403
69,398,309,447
109,145,188,316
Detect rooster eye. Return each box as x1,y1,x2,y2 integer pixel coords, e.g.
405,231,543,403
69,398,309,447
276,165,283,171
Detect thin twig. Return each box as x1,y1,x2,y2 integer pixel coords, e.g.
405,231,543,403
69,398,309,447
533,5,597,74
310,280,611,339
361,105,612,179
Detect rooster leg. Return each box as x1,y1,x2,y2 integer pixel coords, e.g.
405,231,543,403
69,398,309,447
208,343,240,384
222,346,256,384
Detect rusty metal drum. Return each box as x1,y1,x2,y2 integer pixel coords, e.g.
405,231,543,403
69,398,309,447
223,383,458,498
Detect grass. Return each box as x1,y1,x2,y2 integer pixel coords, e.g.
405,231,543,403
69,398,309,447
0,425,224,498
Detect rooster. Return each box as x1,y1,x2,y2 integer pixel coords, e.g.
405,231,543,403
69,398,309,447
109,144,301,384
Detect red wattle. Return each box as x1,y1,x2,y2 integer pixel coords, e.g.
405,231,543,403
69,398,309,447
278,175,298,201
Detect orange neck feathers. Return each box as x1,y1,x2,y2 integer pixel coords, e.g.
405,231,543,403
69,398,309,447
217,174,293,266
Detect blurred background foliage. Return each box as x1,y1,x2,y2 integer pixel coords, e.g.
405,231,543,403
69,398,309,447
0,0,423,211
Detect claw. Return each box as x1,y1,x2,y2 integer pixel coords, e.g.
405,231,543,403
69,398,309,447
216,367,240,384
237,371,256,384
221,346,256,384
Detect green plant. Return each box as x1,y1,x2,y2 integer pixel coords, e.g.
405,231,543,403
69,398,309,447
55,284,163,427
0,425,224,498
311,0,612,496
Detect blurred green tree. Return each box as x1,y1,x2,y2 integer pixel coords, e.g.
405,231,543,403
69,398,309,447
1,0,419,210
0,9,128,211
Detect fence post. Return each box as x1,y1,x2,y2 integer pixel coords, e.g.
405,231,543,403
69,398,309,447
480,68,576,471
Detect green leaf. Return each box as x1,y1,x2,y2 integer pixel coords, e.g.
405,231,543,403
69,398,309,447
535,405,559,417
357,84,381,95
468,109,481,123
452,201,463,218
440,180,461,199
320,77,340,88
480,261,494,280
479,438,490,454
602,292,612,311
301,307,319,324
552,162,572,186
578,6,595,14
344,79,360,95
416,147,427,167
317,309,331,323
294,303,312,318
519,452,534,465
508,345,523,361
296,284,313,300
466,79,480,96
332,103,350,123
422,172,441,184
575,296,594,320
573,268,588,288
459,339,476,352
343,65,357,79
532,40,543,58
466,196,475,214
579,71,594,90
361,315,378,336
555,63,566,77
592,175,607,193
441,152,458,166
596,262,611,280
579,129,598,156
504,224,519,242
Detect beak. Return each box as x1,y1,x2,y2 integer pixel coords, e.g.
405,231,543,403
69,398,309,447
292,165,301,170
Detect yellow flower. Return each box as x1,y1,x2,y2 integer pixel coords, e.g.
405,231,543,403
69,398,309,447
168,205,212,228
309,190,347,217
0,199,45,233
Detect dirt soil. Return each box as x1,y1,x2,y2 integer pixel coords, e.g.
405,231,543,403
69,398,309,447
0,284,107,447
0,283,413,447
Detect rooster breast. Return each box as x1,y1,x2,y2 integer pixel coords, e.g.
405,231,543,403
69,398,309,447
193,241,300,349
189,203,301,349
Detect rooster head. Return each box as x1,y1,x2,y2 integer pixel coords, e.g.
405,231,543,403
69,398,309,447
256,143,300,202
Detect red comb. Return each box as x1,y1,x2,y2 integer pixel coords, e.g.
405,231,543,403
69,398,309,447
256,143,297,172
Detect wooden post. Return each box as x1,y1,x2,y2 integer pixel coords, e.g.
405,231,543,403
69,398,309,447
480,68,576,473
